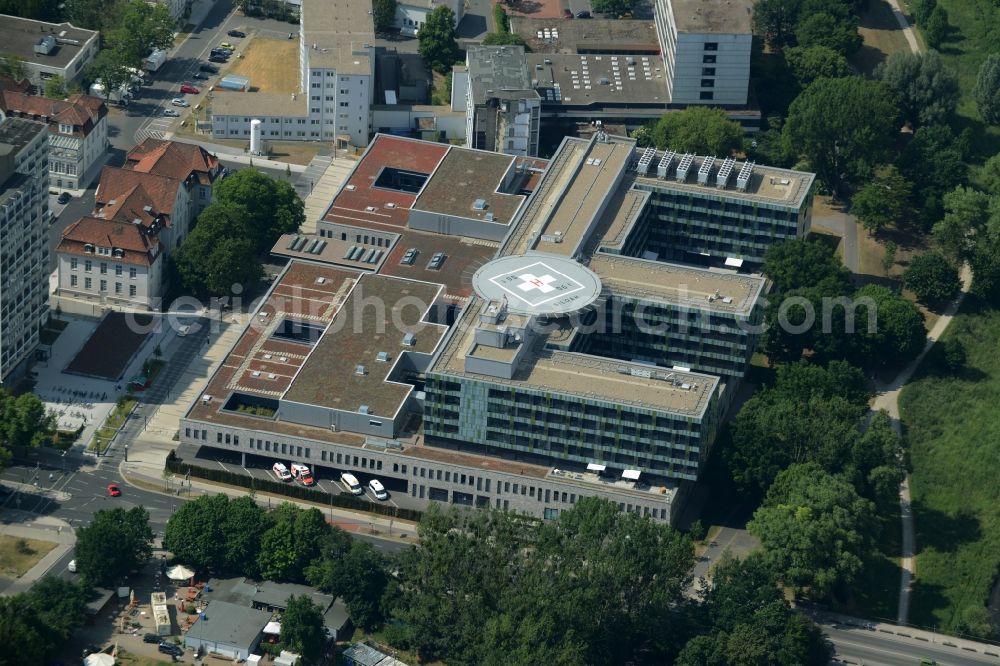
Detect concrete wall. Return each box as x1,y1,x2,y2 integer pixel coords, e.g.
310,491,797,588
371,107,466,141
670,33,751,105
408,208,510,241
277,399,401,438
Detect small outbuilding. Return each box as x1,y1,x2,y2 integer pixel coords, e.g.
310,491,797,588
183,600,272,660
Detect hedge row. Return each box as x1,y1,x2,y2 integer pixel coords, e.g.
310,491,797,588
165,452,424,522
494,4,510,32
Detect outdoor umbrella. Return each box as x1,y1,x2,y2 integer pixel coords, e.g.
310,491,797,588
84,654,115,666
166,564,195,581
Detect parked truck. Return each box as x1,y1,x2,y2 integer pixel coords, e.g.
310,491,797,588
144,49,167,73
88,80,130,106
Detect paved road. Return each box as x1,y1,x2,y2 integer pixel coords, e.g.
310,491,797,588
825,623,1000,665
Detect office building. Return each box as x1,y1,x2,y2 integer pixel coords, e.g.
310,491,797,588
179,133,814,524
0,15,99,88
393,0,463,36
0,117,49,384
460,46,541,157
0,80,108,192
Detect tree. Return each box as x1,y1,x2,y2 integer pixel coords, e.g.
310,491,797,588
882,240,897,275
64,0,120,31
748,463,878,599
0,0,60,21
784,46,851,88
172,203,264,295
306,529,389,630
27,577,89,644
0,595,50,664
75,507,154,587
932,186,992,260
257,504,331,582
280,595,327,662
213,168,305,251
784,77,899,192
42,75,67,99
482,32,526,46
897,124,968,228
591,0,635,17
973,53,1000,125
222,495,267,576
372,0,397,32
851,165,913,234
794,12,862,56
163,494,227,572
0,54,27,81
418,6,459,74
106,1,175,69
752,0,803,49
762,238,852,295
923,5,949,50
852,283,927,367
912,0,936,25
649,107,745,157
980,152,1000,196
903,251,961,303
86,49,134,102
876,50,959,127
939,336,966,371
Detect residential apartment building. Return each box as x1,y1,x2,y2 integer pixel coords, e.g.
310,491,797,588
653,0,753,105
55,217,164,309
393,0,463,36
460,46,541,157
209,0,374,147
0,80,108,192
0,15,99,88
178,133,815,525
0,118,49,384
123,138,220,216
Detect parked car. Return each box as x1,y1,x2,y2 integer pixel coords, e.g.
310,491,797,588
340,472,363,495
272,462,292,481
288,32,294,39
163,108,180,117
368,478,388,501
158,642,183,657
563,8,573,18
57,191,71,204
107,483,121,497
576,10,591,17
179,84,200,94
68,559,77,572
199,64,218,73
219,41,235,50
208,55,228,64
192,72,209,80
210,48,231,57
227,29,245,38
290,463,314,486
143,633,160,644
170,98,190,107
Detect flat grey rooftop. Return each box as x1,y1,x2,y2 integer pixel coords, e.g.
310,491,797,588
511,17,660,54
0,117,46,152
528,53,671,106
467,45,531,105
0,15,96,67
211,91,308,118
413,147,525,225
185,600,271,647
669,0,753,34
300,0,374,72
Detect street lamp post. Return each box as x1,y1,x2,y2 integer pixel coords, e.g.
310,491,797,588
124,444,128,462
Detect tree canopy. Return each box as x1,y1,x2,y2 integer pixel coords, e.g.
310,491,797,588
903,251,961,304
75,507,154,587
0,577,90,665
784,46,851,88
648,107,744,157
418,6,459,74
213,168,304,251
876,50,958,128
762,238,852,295
591,0,636,17
481,32,526,46
748,463,878,600
897,123,968,228
794,12,862,56
280,595,328,663
172,203,262,296
163,494,267,575
372,0,397,32
974,54,1000,126
257,503,331,583
850,164,913,233
783,77,899,191
852,283,927,366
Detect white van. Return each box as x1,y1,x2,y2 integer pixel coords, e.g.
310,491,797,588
272,462,292,481
368,478,388,501
340,472,363,495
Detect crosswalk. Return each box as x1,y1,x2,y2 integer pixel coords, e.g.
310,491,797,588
134,117,175,144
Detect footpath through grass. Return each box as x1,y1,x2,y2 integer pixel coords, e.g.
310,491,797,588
899,298,1000,635
88,398,138,453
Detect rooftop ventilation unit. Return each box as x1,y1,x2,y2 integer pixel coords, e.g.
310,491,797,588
358,405,370,414
675,153,694,182
736,161,755,191
33,35,56,56
268,373,276,379
365,206,376,212
472,198,487,211
386,202,395,208
355,365,367,375
716,157,735,188
402,333,416,346
279,356,287,362
376,351,389,362
315,276,326,284
346,184,357,191
485,212,495,222
264,354,272,359
697,156,715,185
635,146,656,175
657,150,675,178
251,370,260,377
143,205,153,213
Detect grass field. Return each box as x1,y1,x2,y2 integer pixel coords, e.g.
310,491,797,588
904,0,1000,160
899,299,1000,635
227,37,300,93
0,535,57,578
852,0,916,74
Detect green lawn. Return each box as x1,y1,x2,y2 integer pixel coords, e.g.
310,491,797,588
899,299,1000,635
906,0,1000,160
0,535,57,578
87,399,138,453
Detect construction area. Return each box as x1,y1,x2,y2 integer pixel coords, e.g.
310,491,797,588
226,37,300,93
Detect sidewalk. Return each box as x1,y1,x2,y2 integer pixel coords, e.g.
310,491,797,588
0,514,75,596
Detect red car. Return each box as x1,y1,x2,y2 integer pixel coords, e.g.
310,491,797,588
107,483,121,497
179,84,200,94
563,8,573,18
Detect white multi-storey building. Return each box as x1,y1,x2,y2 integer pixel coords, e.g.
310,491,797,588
0,117,49,384
459,46,541,157
393,0,463,36
210,0,374,148
0,15,99,88
0,81,108,193
653,0,752,105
